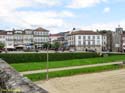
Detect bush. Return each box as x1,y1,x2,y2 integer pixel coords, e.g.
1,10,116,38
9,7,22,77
0,53,100,63
107,53,125,56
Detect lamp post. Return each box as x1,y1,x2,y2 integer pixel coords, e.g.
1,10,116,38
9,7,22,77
46,39,50,80
46,44,49,80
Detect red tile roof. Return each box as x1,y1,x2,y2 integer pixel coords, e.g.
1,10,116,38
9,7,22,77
70,30,100,35
34,27,49,32
0,31,6,35
49,34,61,37
24,29,33,31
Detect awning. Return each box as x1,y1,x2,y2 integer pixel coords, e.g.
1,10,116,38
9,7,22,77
6,46,15,49
15,45,24,47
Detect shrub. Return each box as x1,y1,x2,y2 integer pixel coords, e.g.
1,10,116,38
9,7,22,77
107,53,125,56
0,52,100,63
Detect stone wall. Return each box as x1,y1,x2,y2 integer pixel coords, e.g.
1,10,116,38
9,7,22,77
0,59,48,93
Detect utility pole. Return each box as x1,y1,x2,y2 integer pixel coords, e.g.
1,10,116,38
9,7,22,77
46,40,50,80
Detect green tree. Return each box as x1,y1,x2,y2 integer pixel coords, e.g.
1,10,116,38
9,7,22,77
0,42,5,49
99,30,112,34
43,42,51,49
53,42,61,49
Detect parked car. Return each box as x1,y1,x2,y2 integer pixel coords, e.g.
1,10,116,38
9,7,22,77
87,50,96,52
0,48,5,53
69,49,75,52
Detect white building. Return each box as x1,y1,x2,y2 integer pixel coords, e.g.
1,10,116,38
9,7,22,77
6,31,14,49
67,30,103,52
0,27,49,50
13,30,24,49
33,27,49,48
0,31,6,48
23,29,34,48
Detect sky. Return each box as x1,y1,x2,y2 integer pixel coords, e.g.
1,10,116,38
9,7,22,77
0,0,125,33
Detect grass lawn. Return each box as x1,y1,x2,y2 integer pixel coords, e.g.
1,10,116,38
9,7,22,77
25,64,123,81
11,55,125,72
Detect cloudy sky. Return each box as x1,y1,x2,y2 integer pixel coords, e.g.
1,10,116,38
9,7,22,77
0,0,125,33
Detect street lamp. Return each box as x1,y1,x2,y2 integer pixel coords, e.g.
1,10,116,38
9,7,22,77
46,44,49,80
46,39,51,80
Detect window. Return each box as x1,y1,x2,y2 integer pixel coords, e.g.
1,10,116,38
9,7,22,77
78,41,81,45
88,41,90,45
93,41,95,45
83,41,86,45
34,32,37,35
40,32,42,35
43,32,45,35
88,41,90,48
88,36,90,40
97,40,100,45
78,36,81,39
97,36,100,39
103,42,106,45
83,36,86,39
93,36,95,39
44,32,47,35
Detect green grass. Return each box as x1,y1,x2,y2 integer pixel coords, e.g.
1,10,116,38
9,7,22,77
25,64,123,81
11,55,125,72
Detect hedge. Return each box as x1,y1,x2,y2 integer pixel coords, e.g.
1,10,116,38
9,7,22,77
0,53,100,63
107,53,125,56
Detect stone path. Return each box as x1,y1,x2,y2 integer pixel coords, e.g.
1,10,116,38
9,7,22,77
21,61,122,75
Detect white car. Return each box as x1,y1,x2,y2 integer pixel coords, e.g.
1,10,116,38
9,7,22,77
69,49,75,52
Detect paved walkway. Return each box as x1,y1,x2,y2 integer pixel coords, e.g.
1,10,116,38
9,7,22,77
21,61,122,75
35,69,125,93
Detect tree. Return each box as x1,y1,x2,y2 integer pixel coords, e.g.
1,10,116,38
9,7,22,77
53,42,61,51
43,42,51,49
99,30,112,34
0,42,5,49
0,42,5,53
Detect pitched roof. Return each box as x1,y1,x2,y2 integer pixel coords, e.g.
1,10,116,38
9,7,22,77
0,31,6,35
70,30,100,35
6,31,14,34
34,27,49,32
24,29,33,31
49,34,61,37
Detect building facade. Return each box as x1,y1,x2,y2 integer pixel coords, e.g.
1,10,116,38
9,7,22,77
33,27,49,49
49,34,62,44
0,27,49,50
49,32,69,49
67,30,103,52
112,26,123,52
